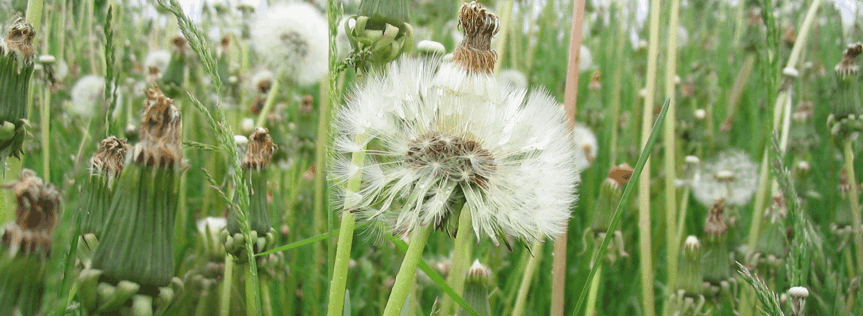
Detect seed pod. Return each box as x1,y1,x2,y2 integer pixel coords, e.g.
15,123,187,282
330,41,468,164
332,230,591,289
90,86,183,289
829,43,863,137
457,260,492,316
0,18,36,173
0,169,60,316
702,198,731,285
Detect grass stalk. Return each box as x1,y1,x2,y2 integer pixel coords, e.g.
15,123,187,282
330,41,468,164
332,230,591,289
381,225,434,316
608,0,626,167
663,0,682,291
261,277,274,316
637,0,663,314
220,254,235,316
244,264,259,316
512,241,543,316
844,139,863,275
443,205,474,315
41,67,50,180
552,0,587,313
492,0,513,75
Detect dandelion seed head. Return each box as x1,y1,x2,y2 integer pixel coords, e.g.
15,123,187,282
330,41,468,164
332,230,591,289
572,123,598,170
498,69,527,90
330,58,579,246
196,217,227,235
70,75,106,117
692,149,758,207
579,46,594,72
251,2,328,86
144,50,171,75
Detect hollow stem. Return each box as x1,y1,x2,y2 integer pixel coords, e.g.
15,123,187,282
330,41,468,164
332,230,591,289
244,264,258,316
220,255,234,316
381,225,433,316
664,0,681,291
512,240,543,316
584,264,603,316
255,79,281,128
844,139,863,275
442,204,473,315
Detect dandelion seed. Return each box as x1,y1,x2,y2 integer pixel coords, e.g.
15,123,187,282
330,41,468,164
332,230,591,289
251,2,328,86
498,69,527,90
691,149,758,207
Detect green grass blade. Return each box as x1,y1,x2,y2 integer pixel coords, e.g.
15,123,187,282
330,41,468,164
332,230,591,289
257,229,341,257
383,234,479,316
571,98,671,315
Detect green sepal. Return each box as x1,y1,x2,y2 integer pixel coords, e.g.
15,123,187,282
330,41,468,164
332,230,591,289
161,52,186,99
228,168,271,236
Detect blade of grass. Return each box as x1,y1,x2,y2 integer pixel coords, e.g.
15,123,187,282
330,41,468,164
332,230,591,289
258,228,344,257
571,98,671,316
383,234,479,316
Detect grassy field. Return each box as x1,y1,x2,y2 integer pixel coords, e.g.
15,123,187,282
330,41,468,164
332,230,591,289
0,0,860,315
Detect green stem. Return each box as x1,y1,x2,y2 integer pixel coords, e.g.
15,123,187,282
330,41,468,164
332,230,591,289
381,225,433,316
327,133,367,316
41,75,50,180
675,187,691,245
512,241,543,316
584,265,603,316
443,204,474,315
607,0,625,167
664,0,681,291
260,276,273,316
255,79,281,128
844,139,863,275
244,264,258,316
492,0,513,74
220,255,234,316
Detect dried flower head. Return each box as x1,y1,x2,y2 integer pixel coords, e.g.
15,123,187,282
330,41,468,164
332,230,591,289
0,17,35,65
835,43,862,79
251,70,274,93
2,169,60,255
89,136,128,179
691,149,758,207
331,58,578,247
451,1,499,74
704,198,727,236
133,86,182,167
609,163,634,186
251,2,328,86
242,127,277,169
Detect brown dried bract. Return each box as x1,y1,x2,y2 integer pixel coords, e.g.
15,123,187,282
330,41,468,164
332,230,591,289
2,169,61,255
452,1,499,74
835,42,862,78
242,128,277,169
90,136,129,178
2,17,36,61
136,85,182,168
704,198,727,236
608,163,633,186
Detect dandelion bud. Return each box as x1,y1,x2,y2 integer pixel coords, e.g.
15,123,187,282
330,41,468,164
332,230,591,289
591,173,624,233
416,40,445,56
830,43,863,137
788,286,809,316
678,236,704,295
702,198,731,285
79,136,128,240
346,0,414,69
84,86,184,315
458,260,492,316
0,18,36,173
226,128,278,257
0,169,59,316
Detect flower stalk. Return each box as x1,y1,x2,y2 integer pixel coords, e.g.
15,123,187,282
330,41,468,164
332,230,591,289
442,204,473,315
381,224,433,316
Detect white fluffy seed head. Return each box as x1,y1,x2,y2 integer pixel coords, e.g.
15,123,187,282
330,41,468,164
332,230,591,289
691,149,759,207
571,123,598,171
144,50,171,75
498,69,527,90
251,2,328,86
330,57,579,246
579,46,594,72
70,75,106,117
788,286,809,298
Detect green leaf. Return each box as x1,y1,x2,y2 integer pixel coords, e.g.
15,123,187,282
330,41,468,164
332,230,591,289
383,234,480,316
571,98,671,316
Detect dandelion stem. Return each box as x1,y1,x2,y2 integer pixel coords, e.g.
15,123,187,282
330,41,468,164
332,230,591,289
255,79,280,128
513,240,543,316
843,139,863,275
327,133,367,316
41,73,51,181
244,263,259,316
381,224,433,316
260,276,274,316
663,0,681,291
220,255,234,316
443,204,474,315
553,0,587,313
584,264,602,316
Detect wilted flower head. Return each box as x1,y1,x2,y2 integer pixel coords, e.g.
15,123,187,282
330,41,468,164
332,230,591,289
331,56,578,247
572,123,597,170
251,2,328,86
691,149,758,207
89,136,128,179
2,169,61,256
498,69,527,90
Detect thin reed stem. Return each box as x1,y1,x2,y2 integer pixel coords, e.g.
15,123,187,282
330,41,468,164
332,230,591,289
552,0,587,313
513,240,543,316
663,0,681,291
443,204,474,315
584,265,603,316
638,0,662,313
844,139,863,275
381,225,433,316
